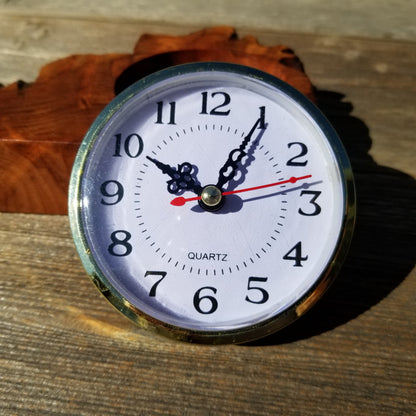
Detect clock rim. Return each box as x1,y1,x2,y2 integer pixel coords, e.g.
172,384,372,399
68,61,356,344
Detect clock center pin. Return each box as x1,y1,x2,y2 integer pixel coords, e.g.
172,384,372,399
199,185,224,211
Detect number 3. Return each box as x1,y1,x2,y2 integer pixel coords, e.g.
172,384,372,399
298,190,322,216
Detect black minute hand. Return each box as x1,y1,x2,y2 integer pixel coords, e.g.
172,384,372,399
216,114,265,190
146,156,202,195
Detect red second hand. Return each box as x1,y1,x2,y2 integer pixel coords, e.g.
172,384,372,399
170,175,312,206
223,174,312,196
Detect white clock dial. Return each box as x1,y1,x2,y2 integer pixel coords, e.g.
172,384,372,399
69,63,355,343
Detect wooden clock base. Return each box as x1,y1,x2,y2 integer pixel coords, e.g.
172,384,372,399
0,26,314,214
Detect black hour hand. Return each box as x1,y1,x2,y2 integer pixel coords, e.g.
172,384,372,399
146,156,202,195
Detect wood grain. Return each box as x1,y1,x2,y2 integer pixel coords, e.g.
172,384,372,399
0,6,415,416
1,0,415,41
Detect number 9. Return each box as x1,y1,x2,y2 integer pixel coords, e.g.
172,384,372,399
100,180,124,205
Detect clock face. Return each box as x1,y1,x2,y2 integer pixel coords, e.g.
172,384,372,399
69,62,355,343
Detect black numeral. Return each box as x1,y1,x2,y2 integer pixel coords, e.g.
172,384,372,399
298,190,322,216
108,230,132,257
193,286,218,314
145,271,167,297
200,91,231,116
258,106,266,129
287,142,308,166
113,133,143,158
155,101,176,125
100,180,124,205
283,242,308,267
245,277,269,304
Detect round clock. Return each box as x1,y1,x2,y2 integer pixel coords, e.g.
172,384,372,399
68,62,355,344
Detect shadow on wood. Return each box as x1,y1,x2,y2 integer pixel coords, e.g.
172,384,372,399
113,49,314,100
245,90,416,345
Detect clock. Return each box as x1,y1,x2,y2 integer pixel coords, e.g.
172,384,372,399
68,62,355,344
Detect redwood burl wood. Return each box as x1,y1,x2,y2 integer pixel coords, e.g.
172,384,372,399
0,27,314,214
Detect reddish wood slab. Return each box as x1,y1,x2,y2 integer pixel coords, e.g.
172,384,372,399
0,27,314,214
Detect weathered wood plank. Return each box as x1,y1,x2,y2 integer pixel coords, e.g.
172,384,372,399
0,212,415,415
1,0,415,41
0,5,415,415
0,15,195,85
